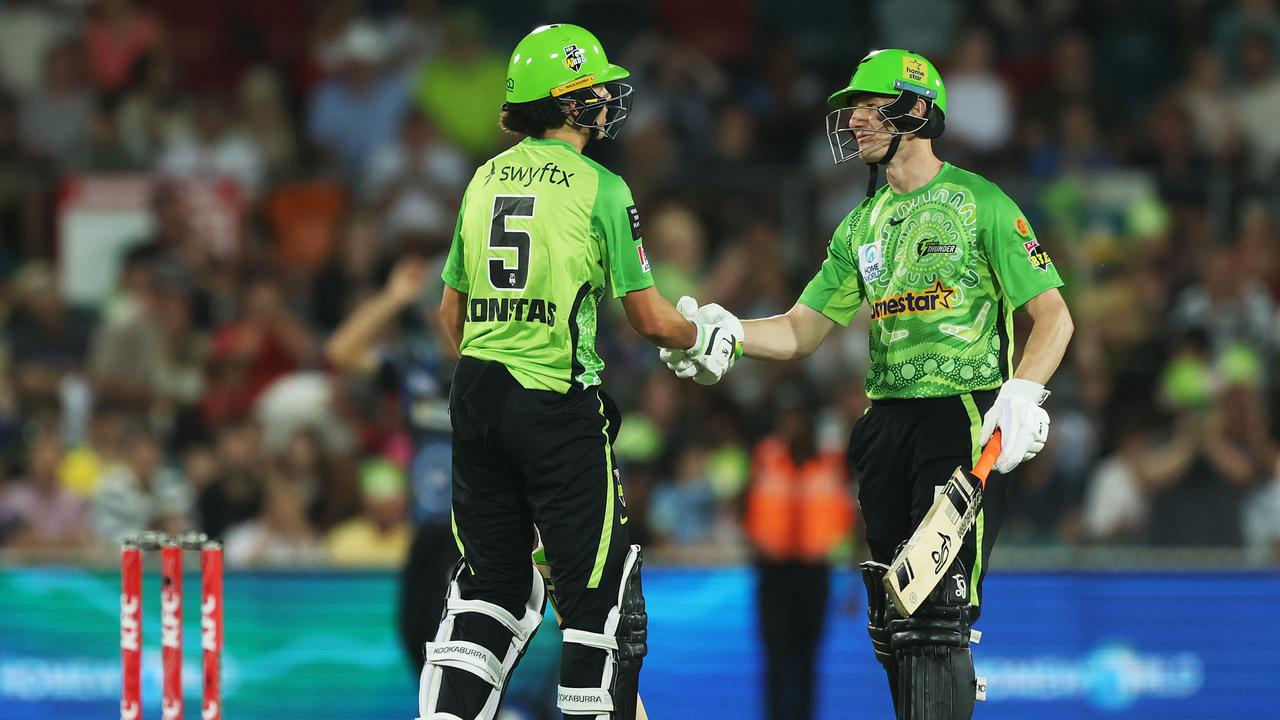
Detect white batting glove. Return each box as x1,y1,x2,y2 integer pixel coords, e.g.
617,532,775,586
659,296,743,385
685,301,743,386
979,378,1051,474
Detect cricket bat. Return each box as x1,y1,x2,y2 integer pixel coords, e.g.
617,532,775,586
533,547,649,720
885,430,1002,617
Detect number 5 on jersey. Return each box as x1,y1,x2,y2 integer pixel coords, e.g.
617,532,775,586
490,195,535,290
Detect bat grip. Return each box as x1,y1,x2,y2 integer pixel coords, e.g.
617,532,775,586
972,429,1001,486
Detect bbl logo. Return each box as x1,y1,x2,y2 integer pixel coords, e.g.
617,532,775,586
563,44,586,72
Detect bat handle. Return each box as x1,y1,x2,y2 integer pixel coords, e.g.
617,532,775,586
972,429,1001,486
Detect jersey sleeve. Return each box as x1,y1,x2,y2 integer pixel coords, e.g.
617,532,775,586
591,172,654,298
798,213,863,326
441,193,470,293
983,192,1063,308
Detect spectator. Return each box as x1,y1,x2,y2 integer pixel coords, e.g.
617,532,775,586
380,0,447,73
1137,93,1211,207
943,27,1014,156
20,37,94,168
116,50,190,165
84,0,162,94
649,442,719,547
1143,364,1267,547
202,277,315,426
873,0,960,56
223,464,323,567
645,203,706,305
1027,101,1115,179
310,214,383,331
1169,246,1275,355
325,459,412,567
1233,29,1280,180
0,0,75,97
744,379,852,720
159,93,265,198
237,67,299,184
364,107,469,240
91,427,192,546
1082,414,1153,542
59,407,129,499
86,246,168,413
5,262,94,411
0,91,53,262
1214,0,1280,80
73,96,144,171
411,11,507,158
1243,454,1280,562
196,420,264,539
1231,30,1280,182
0,432,92,550
307,20,411,180
1180,47,1239,160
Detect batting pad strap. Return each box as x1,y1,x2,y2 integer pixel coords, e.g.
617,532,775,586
446,597,531,642
423,641,503,687
562,628,619,651
557,686,614,714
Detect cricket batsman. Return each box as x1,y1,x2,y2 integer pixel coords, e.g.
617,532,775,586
661,49,1074,718
416,23,740,720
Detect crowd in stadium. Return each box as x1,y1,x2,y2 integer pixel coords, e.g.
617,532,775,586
1,0,1279,565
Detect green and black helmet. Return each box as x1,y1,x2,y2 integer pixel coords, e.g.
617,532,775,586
825,48,947,165
505,23,633,139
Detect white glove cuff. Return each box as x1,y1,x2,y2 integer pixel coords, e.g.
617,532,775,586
1000,378,1050,406
685,323,707,355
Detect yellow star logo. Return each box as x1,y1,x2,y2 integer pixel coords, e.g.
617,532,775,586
931,277,956,309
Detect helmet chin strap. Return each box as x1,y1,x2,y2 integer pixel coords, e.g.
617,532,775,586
865,133,903,197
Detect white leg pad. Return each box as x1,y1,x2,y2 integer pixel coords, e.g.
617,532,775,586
417,563,546,720
556,545,644,718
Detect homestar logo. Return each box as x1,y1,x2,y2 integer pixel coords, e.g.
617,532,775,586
869,278,956,321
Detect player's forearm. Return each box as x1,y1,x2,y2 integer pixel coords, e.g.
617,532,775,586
741,315,799,360
742,304,833,361
638,304,697,349
1013,291,1074,384
621,287,697,349
325,291,406,370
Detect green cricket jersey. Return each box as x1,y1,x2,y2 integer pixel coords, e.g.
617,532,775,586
442,137,654,394
799,163,1063,400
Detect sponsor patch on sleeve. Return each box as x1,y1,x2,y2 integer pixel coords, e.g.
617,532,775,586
636,244,651,273
1014,216,1031,238
626,204,642,240
1023,238,1053,271
857,240,885,284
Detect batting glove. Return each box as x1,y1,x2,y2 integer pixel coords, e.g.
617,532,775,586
659,296,743,385
979,378,1051,474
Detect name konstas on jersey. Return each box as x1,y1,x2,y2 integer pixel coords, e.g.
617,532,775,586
468,297,557,327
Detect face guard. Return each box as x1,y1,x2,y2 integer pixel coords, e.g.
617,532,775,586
825,89,934,165
558,82,634,140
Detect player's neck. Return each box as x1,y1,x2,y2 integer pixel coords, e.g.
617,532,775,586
884,141,944,195
542,125,590,153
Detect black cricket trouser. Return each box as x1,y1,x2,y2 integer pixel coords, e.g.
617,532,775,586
448,357,632,692
757,559,830,720
847,391,1003,616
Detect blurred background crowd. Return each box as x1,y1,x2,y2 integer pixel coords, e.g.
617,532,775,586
1,0,1279,569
